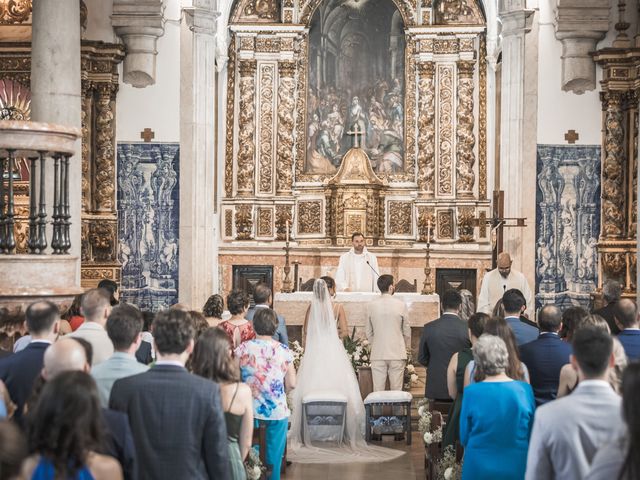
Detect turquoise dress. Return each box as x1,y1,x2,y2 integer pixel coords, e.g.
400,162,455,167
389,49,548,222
31,457,94,480
460,381,535,480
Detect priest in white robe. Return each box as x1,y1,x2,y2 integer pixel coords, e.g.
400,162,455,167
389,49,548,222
335,233,380,292
478,252,534,317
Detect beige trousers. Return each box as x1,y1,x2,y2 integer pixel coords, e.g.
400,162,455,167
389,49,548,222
371,360,406,392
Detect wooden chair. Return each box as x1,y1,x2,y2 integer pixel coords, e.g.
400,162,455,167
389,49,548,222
424,410,443,480
394,279,418,293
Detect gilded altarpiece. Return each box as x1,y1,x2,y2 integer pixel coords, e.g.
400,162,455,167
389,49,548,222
592,47,640,299
221,0,491,291
0,41,124,287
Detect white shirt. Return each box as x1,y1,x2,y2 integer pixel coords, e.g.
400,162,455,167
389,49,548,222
69,322,114,366
335,247,380,292
477,268,534,317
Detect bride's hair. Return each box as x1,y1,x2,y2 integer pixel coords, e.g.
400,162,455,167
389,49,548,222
313,279,329,302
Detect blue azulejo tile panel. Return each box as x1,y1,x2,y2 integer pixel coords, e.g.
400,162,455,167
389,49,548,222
117,143,180,311
535,144,601,311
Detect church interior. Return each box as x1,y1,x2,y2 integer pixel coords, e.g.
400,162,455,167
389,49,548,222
0,0,639,478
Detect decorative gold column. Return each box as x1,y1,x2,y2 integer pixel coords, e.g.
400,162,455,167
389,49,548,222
276,61,295,195
601,91,625,239
94,83,117,212
417,62,435,196
236,59,257,197
456,60,476,198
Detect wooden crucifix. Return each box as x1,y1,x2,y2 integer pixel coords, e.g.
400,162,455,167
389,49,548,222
347,123,364,148
473,190,528,269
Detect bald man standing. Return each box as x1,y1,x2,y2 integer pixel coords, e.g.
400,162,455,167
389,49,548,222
478,253,534,317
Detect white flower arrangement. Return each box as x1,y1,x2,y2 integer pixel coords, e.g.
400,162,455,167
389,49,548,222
289,340,304,371
244,446,266,480
403,350,421,390
436,445,462,480
417,399,444,446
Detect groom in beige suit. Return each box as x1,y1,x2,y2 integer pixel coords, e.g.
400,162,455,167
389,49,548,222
366,274,411,391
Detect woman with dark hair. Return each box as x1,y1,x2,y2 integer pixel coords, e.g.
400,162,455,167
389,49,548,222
236,308,296,480
559,306,589,341
219,290,256,349
192,328,253,480
587,362,640,479
186,310,210,341
0,420,26,480
64,295,85,332
302,275,348,342
443,312,489,448
202,294,225,326
22,371,122,479
464,317,530,386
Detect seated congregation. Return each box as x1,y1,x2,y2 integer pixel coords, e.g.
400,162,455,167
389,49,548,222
0,277,638,480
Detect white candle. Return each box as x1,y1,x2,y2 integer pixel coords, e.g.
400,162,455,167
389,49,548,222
427,219,431,243
286,220,290,243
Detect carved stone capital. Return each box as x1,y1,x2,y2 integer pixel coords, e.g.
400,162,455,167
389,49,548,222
112,0,164,88
417,61,435,78
183,0,219,36
239,59,257,77
456,60,475,76
554,0,609,94
278,61,296,78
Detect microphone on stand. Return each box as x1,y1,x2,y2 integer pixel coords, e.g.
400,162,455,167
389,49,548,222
366,260,380,277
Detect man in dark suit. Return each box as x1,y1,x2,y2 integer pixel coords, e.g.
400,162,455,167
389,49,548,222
0,301,59,422
110,309,230,480
503,289,539,346
614,298,640,360
245,283,288,345
592,279,622,335
519,304,571,406
418,289,470,401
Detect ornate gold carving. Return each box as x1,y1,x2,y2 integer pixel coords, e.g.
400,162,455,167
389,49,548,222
459,38,475,52
225,37,236,198
240,37,254,51
237,60,257,197
456,60,476,197
457,206,475,242
437,64,454,196
0,54,31,87
243,0,279,20
0,0,31,24
434,39,458,54
437,210,454,238
81,82,92,211
388,201,413,235
275,205,293,240
298,200,322,235
94,83,116,212
257,208,273,237
346,214,364,237
478,210,487,238
235,204,254,240
403,37,417,183
602,252,625,276
417,62,435,195
258,64,274,194
283,10,293,23
89,220,117,262
81,268,118,280
294,37,308,180
0,78,30,119
478,35,487,199
417,206,435,242
433,0,484,25
224,209,233,237
276,62,295,195
344,193,367,209
601,92,625,238
256,37,281,53
420,39,434,53
281,38,295,51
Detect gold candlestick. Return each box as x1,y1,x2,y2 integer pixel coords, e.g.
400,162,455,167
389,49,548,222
421,221,434,295
282,224,293,293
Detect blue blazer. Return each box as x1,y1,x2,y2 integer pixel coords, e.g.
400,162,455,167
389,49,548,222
102,408,138,480
0,342,49,422
245,305,289,345
618,329,640,361
505,316,539,346
519,333,572,406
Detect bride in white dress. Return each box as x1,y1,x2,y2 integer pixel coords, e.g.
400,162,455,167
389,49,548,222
287,279,404,463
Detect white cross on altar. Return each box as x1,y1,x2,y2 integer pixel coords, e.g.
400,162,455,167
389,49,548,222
347,123,364,148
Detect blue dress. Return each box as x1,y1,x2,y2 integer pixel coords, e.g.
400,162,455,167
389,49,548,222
31,457,94,480
459,381,535,480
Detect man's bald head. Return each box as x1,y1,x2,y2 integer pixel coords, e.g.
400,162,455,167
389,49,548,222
42,338,89,380
615,298,638,329
538,304,562,332
497,253,512,278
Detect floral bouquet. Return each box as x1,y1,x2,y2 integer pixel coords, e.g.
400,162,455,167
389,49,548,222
342,327,371,372
403,350,420,390
417,398,443,445
245,446,265,480
436,445,462,480
289,340,304,371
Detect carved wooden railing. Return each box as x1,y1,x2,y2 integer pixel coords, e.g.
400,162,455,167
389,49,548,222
0,121,79,255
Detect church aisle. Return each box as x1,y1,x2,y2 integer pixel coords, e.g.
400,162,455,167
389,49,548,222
282,430,425,479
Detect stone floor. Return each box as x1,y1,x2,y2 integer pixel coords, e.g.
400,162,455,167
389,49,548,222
283,367,428,480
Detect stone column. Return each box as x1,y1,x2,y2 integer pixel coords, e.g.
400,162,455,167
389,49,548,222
31,0,82,280
601,92,625,240
498,0,534,272
179,0,219,308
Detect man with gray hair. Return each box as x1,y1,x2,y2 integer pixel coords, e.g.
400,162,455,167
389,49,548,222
70,289,114,365
245,283,288,345
593,279,622,334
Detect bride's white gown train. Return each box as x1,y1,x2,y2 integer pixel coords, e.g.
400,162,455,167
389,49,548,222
287,279,405,463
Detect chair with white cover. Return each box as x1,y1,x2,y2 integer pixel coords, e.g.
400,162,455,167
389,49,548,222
302,391,348,444
364,390,413,445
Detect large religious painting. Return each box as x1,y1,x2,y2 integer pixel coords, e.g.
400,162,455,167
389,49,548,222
305,0,405,175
